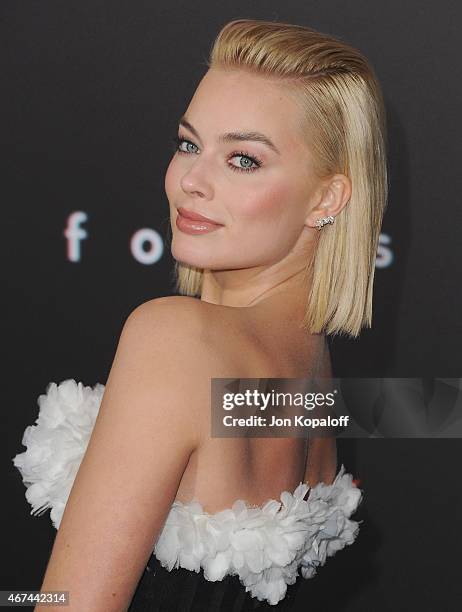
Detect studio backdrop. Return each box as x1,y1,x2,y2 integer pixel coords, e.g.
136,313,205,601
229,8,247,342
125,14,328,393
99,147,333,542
2,1,461,611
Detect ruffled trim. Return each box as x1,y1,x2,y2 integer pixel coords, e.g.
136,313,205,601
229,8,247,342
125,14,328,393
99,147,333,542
12,379,104,529
12,378,363,606
154,465,362,605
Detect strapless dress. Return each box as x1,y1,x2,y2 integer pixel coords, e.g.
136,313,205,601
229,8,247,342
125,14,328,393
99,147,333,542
12,379,363,609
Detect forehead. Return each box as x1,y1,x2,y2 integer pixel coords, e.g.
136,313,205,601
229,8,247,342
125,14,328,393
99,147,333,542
184,68,307,154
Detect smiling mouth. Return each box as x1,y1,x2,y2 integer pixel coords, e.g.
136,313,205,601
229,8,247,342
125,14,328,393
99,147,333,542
175,209,224,235
176,206,223,225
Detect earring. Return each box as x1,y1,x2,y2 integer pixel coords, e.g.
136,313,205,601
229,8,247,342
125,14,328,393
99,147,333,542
315,215,335,230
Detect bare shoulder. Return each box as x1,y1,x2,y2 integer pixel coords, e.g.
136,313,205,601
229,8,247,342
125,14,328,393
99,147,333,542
104,295,215,434
114,296,234,448
125,296,211,342
127,295,207,330
122,296,231,374
128,297,282,377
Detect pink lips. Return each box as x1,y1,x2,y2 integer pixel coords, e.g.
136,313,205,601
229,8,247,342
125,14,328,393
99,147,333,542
176,206,224,235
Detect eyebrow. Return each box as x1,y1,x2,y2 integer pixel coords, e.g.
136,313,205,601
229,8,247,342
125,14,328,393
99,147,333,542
178,115,281,156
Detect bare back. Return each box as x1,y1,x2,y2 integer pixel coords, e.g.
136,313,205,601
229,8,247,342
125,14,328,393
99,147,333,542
174,296,337,513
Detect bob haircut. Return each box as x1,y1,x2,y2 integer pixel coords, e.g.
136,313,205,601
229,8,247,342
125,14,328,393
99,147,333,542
172,19,388,339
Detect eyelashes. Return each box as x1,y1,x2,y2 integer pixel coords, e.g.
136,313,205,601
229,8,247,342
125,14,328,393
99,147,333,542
170,134,262,173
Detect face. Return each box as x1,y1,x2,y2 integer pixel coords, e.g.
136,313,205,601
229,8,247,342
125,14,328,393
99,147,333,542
164,67,322,271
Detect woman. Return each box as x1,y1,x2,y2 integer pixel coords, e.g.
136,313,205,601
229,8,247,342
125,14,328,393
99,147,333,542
13,18,387,611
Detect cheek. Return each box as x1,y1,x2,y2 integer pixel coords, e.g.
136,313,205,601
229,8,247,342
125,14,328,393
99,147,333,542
226,178,308,259
234,180,297,228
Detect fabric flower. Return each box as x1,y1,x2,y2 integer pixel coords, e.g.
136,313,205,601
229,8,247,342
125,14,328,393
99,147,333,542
12,378,363,606
12,379,105,529
154,463,363,605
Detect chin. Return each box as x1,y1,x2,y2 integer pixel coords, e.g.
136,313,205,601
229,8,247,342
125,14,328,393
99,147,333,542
171,240,208,270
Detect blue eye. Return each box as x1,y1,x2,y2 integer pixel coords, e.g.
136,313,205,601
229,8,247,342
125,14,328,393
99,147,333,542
171,134,262,173
171,136,198,155
228,152,261,173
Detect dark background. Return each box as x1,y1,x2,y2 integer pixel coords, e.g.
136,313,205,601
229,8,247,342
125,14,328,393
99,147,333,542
2,1,461,610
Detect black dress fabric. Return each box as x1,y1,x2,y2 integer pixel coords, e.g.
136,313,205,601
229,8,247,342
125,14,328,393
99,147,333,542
128,553,304,612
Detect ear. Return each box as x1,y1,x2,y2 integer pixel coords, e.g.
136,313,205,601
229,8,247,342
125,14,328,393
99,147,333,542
305,174,352,229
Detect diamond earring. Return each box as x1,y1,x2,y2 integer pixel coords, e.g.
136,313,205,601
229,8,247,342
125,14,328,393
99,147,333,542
315,215,335,230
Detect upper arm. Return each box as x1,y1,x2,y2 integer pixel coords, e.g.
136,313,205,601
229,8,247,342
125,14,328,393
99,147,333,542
36,298,209,611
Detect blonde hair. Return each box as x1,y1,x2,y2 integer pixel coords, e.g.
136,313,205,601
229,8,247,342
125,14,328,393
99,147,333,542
173,19,388,338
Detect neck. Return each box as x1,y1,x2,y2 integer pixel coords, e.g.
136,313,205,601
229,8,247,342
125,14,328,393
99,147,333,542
199,264,313,333
200,260,313,309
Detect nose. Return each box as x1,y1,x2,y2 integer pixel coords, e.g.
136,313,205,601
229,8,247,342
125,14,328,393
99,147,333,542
180,158,213,199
